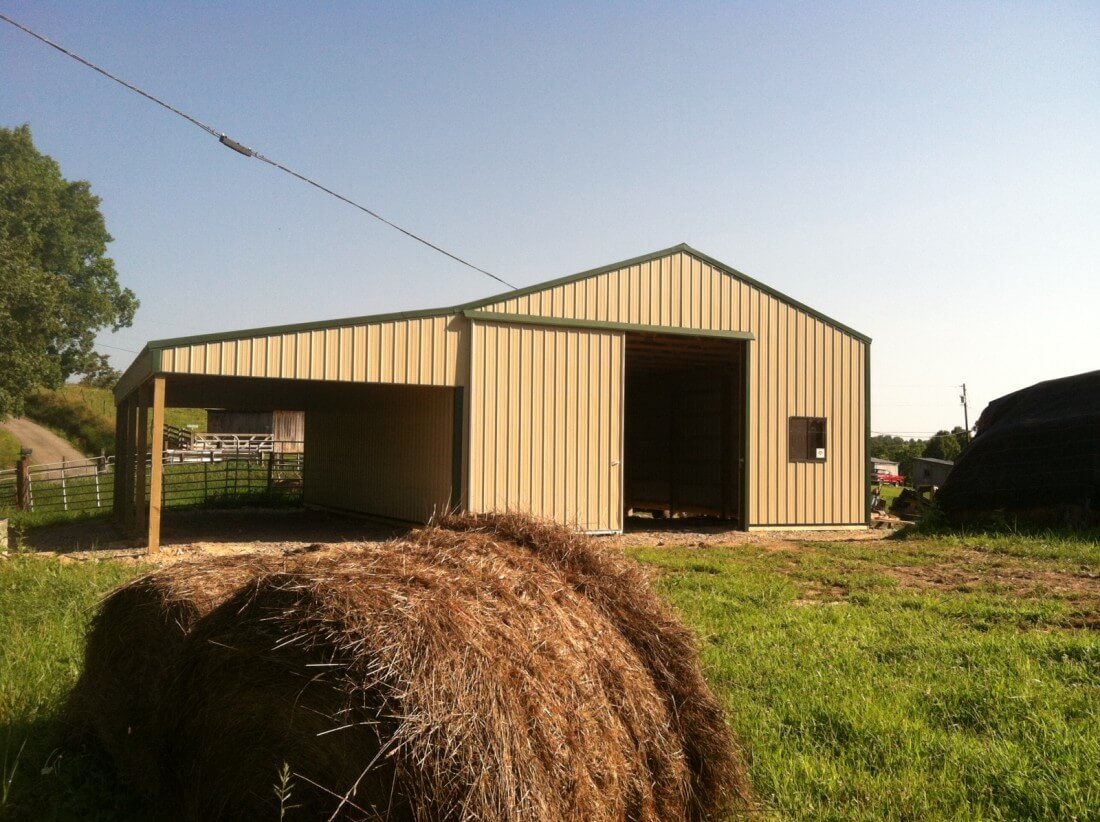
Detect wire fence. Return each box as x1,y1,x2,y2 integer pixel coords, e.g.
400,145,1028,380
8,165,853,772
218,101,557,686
0,443,304,516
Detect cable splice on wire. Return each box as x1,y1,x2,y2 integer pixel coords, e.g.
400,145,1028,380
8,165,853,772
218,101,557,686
0,11,517,290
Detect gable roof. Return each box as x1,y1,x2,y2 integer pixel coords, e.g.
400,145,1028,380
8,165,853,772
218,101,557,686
141,243,870,352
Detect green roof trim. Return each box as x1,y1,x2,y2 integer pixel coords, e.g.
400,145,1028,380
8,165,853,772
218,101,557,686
674,245,871,344
459,243,695,311
465,310,756,340
113,347,154,403
136,243,869,355
144,305,458,350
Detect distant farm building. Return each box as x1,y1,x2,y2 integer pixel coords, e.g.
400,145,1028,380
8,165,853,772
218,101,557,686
113,245,871,548
910,457,954,488
938,370,1100,520
206,409,304,445
871,457,900,476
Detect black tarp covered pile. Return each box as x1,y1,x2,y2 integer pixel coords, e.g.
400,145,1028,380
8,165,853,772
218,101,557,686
937,370,1100,518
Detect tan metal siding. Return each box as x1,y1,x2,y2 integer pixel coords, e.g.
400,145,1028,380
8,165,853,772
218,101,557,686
478,250,867,526
159,315,468,387
303,385,454,522
468,321,623,532
151,247,864,528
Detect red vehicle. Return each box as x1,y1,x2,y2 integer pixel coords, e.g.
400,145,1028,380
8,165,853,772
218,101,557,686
875,473,905,486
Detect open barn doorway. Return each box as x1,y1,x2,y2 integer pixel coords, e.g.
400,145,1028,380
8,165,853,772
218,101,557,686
623,333,747,528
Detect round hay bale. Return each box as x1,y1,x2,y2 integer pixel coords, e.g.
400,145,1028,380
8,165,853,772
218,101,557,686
65,554,262,791
66,549,324,794
435,513,750,817
70,516,749,820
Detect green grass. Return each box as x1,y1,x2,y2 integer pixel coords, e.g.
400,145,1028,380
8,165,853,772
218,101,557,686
0,429,19,470
633,532,1100,819
874,483,902,504
1,530,1097,819
0,556,148,819
23,385,206,457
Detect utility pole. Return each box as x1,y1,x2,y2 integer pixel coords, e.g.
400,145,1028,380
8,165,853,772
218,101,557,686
959,384,970,443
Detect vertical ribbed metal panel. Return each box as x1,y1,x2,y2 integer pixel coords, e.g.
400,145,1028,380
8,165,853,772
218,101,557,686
479,250,867,526
159,315,467,388
468,321,623,532
303,385,454,522
157,248,865,528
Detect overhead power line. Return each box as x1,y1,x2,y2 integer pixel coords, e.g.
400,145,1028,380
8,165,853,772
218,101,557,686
0,12,517,291
95,342,140,354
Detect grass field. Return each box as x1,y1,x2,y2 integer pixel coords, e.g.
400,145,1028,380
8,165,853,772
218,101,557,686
0,429,19,470
1,527,1097,819
22,385,206,457
636,528,1100,818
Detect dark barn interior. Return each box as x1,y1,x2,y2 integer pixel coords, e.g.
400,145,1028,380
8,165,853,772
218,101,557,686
623,333,746,525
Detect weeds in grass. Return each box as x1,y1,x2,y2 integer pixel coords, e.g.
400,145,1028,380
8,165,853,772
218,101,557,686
896,513,1100,545
274,762,300,821
3,508,114,534
893,519,1100,566
2,732,26,807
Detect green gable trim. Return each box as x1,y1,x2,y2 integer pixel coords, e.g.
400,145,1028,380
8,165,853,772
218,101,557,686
134,242,866,360
144,305,459,350
676,245,871,344
462,244,871,343
113,347,154,403
464,310,756,340
459,244,692,312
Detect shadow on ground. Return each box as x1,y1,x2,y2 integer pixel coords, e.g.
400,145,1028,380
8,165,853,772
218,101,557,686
18,508,406,555
1,714,146,821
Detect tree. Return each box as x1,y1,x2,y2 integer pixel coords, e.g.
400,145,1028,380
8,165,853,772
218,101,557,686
923,430,962,461
0,125,137,417
77,353,122,390
871,435,927,478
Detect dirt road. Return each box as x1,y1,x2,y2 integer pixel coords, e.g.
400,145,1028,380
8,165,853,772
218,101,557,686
0,418,87,466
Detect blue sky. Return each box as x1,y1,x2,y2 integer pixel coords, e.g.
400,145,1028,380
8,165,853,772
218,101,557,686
2,2,1097,436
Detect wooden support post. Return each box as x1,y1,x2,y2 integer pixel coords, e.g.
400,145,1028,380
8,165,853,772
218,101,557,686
147,376,166,553
135,389,149,536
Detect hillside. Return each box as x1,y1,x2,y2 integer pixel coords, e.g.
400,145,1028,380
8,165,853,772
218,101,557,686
23,385,207,457
0,427,20,469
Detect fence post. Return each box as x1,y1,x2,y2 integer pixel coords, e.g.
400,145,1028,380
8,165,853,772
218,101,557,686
94,458,102,508
266,450,275,497
60,456,69,511
15,450,31,511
